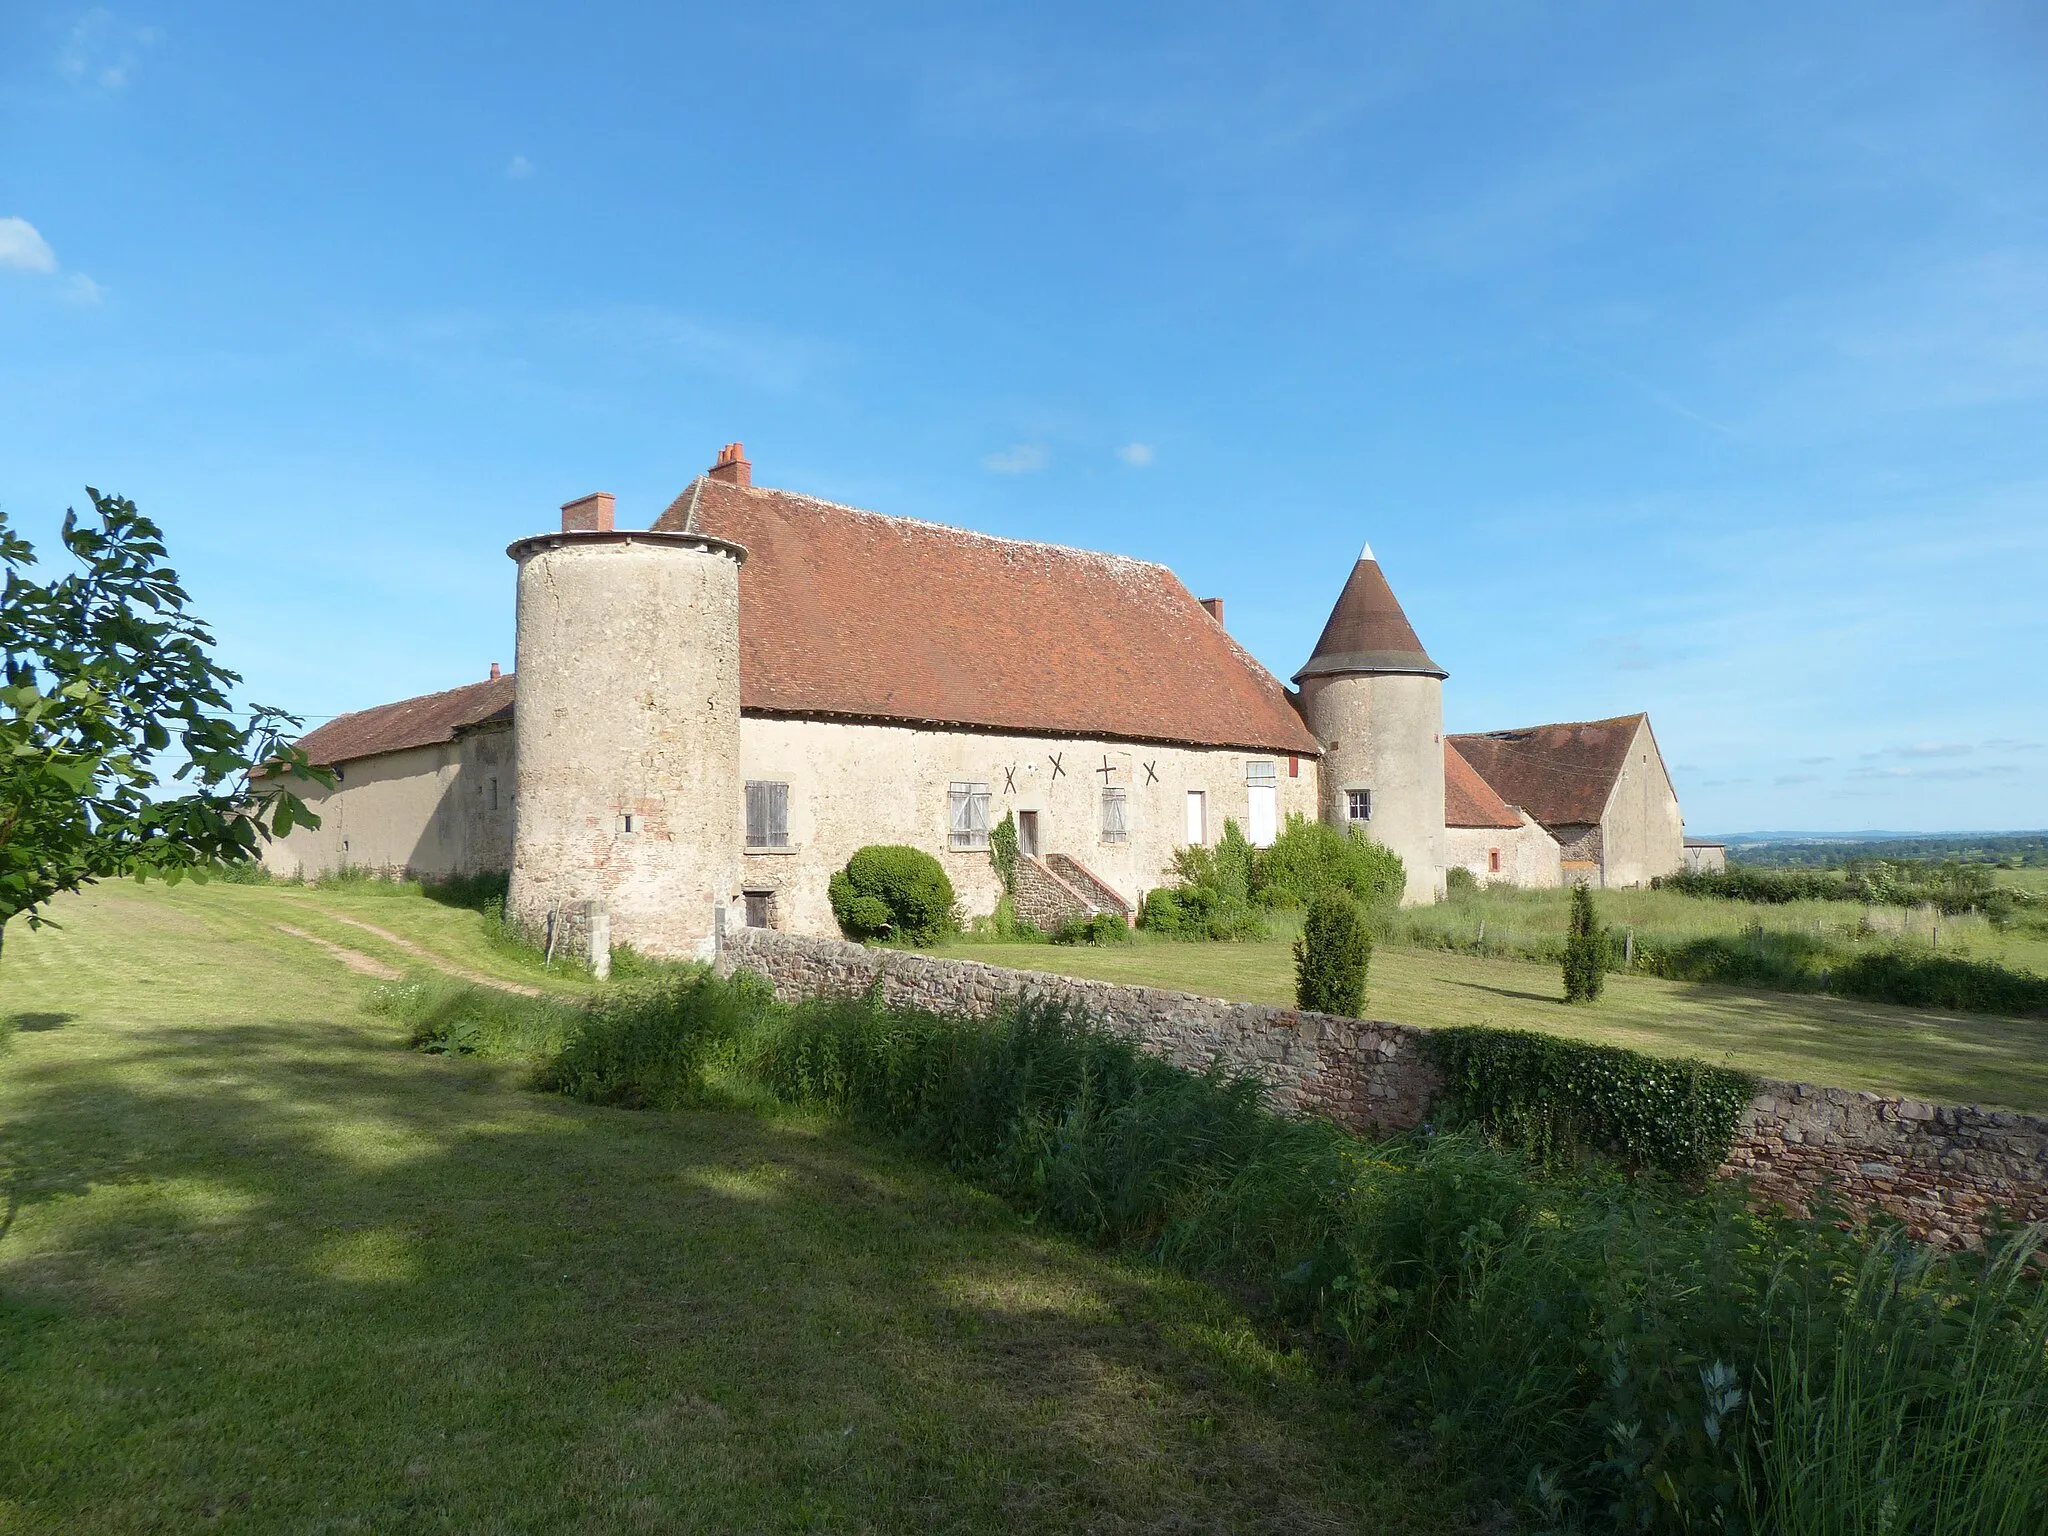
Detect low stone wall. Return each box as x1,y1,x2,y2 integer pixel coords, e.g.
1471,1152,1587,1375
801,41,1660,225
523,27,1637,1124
720,929,2048,1246
722,927,1436,1133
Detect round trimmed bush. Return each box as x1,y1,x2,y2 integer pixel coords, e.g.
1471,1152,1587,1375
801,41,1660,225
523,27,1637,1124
829,845,958,945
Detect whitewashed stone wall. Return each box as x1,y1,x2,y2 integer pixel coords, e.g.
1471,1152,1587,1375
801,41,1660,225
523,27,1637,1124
722,929,2048,1246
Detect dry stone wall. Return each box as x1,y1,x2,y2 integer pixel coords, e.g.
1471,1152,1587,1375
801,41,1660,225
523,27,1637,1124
721,929,2048,1246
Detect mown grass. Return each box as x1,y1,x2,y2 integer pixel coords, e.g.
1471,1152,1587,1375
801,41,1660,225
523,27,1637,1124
0,880,1461,1533
932,932,2048,1112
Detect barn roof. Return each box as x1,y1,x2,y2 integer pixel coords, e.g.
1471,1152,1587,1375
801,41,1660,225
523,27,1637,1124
650,475,1322,755
293,674,514,767
1444,741,1524,828
1447,713,1649,828
1293,544,1445,682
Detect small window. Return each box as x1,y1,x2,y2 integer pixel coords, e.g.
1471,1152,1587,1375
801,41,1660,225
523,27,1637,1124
1245,759,1277,786
949,782,991,850
1184,790,1206,846
743,891,774,929
487,777,499,812
1346,788,1372,823
618,812,637,835
1288,755,1300,778
1488,848,1501,874
745,781,790,849
1101,786,1129,844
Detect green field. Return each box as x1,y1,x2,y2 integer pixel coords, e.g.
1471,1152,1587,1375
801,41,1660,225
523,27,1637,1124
0,880,1457,1533
936,930,2048,1112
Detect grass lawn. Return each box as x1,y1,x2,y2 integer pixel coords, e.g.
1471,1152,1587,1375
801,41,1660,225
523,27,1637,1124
0,880,1463,1534
936,935,2048,1113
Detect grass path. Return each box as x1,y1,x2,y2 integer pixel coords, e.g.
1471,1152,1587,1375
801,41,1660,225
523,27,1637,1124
936,937,2048,1112
0,881,1459,1533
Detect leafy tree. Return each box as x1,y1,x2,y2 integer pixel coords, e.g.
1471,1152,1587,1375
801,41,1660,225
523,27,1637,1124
1294,891,1371,1016
1253,813,1405,913
0,489,322,955
1562,882,1605,1003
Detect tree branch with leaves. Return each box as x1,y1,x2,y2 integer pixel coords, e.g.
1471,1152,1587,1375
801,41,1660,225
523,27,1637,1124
0,488,327,954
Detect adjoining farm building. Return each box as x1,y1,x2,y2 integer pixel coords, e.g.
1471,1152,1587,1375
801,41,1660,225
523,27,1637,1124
264,444,1691,954
1446,714,1685,889
1683,838,1729,875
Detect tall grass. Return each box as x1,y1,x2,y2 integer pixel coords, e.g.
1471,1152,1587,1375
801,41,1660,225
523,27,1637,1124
387,971,2048,1530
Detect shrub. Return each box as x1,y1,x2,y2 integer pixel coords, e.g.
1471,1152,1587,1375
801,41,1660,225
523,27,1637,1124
1562,882,1604,1002
1293,892,1370,1016
989,810,1018,895
1443,864,1477,896
828,845,957,945
538,970,771,1109
1053,911,1131,946
376,975,582,1061
1424,1026,1755,1180
1139,882,1265,941
1254,814,1405,914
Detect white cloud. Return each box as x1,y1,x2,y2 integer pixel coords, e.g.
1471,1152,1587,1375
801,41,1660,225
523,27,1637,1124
506,154,533,180
1116,441,1155,466
983,444,1047,474
64,272,103,304
59,9,161,91
0,217,58,274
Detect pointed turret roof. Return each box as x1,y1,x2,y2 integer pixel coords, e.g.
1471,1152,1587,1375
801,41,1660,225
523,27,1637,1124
1293,544,1446,682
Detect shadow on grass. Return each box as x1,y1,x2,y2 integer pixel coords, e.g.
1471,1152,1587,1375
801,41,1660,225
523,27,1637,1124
0,1014,1453,1533
1447,980,1564,1006
5,1013,74,1033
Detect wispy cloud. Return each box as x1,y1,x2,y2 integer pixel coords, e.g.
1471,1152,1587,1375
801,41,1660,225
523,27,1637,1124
983,444,1047,474
1,217,100,301
1116,442,1155,467
0,217,57,273
1872,742,1974,760
1774,773,1822,786
59,8,161,92
506,154,533,180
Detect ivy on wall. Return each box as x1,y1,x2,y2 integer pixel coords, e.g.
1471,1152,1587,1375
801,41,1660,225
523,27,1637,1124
1424,1027,1755,1182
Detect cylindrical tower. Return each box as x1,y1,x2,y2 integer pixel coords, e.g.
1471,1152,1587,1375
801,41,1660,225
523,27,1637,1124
1294,543,1447,905
506,508,748,961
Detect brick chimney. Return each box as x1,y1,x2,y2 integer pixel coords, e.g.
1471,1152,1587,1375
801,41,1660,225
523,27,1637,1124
708,442,751,487
561,492,615,533
1200,597,1224,625
489,662,501,680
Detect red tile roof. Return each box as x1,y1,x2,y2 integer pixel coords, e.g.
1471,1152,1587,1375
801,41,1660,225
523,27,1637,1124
294,675,514,767
1448,714,1649,828
1293,550,1444,681
652,476,1322,755
1444,741,1523,828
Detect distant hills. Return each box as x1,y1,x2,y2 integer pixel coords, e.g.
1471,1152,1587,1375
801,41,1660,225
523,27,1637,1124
1702,831,2048,868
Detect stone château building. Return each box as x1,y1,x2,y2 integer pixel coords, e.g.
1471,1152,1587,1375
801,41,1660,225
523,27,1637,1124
264,444,1688,956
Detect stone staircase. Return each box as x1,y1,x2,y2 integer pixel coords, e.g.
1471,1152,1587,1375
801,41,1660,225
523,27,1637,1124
1011,853,1134,932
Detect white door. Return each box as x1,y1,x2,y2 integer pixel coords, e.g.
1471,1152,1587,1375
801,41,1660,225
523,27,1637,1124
1247,785,1277,847
1185,791,1206,844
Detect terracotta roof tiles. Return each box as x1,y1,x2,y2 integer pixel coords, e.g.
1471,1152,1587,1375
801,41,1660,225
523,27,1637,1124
1444,741,1524,828
654,477,1321,755
1447,713,1648,828
293,675,514,767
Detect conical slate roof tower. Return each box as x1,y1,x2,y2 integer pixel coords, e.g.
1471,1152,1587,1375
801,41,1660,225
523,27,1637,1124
1294,543,1446,682
1294,544,1447,904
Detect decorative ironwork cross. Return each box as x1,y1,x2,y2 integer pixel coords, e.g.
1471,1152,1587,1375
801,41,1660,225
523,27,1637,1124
1142,761,1159,785
1096,756,1116,784
1048,753,1065,780
1003,766,1018,794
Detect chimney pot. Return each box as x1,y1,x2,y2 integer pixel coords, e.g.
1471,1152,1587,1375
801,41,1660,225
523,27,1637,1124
489,662,501,680
561,492,615,533
708,441,752,488
1199,597,1224,625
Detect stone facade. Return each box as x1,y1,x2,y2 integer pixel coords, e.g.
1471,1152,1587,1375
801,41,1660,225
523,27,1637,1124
735,713,1316,937
1599,717,1686,888
260,722,514,880
508,530,746,961
1298,671,1447,906
722,929,2048,1246
1446,812,1561,888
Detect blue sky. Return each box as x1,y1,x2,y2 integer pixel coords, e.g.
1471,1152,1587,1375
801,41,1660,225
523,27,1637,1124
3,3,2044,834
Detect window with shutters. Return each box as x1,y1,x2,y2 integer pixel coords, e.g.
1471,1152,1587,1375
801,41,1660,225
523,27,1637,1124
745,781,790,849
948,782,991,850
1101,787,1129,844
1245,759,1278,847
1346,788,1372,824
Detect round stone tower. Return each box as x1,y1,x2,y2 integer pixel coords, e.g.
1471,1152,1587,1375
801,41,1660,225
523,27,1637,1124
506,493,748,962
1294,543,1447,905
